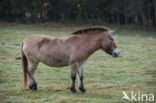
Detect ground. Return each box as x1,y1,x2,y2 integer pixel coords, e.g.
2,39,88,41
0,22,156,103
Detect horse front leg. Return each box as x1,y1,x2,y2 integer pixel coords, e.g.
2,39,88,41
77,62,86,93
70,63,78,93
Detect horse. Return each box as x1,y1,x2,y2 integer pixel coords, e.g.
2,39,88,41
21,26,119,93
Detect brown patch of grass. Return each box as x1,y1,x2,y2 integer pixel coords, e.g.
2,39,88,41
116,70,125,74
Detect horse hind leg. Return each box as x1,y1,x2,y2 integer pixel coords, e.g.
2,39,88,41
28,59,39,91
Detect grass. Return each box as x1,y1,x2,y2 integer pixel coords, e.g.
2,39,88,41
0,22,156,103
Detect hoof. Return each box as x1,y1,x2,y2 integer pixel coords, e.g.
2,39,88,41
79,87,86,93
29,82,37,91
70,88,77,93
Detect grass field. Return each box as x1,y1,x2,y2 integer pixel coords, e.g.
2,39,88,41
0,23,156,103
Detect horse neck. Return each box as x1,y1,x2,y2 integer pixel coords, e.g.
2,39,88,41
79,34,102,57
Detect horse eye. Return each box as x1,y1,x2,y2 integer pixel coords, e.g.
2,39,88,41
111,38,114,41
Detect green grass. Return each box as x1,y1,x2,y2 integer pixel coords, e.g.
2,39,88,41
0,22,156,103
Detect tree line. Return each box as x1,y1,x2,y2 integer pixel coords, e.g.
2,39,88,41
0,0,156,27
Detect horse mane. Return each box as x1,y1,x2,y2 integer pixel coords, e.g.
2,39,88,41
71,26,110,35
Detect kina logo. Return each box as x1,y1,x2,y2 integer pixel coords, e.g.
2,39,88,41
122,91,154,102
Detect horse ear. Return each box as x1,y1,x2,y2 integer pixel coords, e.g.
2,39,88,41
109,30,115,35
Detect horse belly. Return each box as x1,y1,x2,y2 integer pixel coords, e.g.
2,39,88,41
42,58,70,67
39,52,70,67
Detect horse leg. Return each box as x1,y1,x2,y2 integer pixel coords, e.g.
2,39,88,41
70,63,78,93
77,62,86,93
28,59,39,91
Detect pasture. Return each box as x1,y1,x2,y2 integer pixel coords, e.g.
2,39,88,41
0,23,156,103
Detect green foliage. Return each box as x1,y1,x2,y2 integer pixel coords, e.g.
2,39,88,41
0,0,156,26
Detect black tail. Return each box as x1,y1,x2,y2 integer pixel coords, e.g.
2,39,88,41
21,42,28,90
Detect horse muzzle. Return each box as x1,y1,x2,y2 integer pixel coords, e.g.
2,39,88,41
112,48,119,57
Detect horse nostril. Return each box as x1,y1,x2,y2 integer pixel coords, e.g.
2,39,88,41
113,48,119,57
113,52,118,57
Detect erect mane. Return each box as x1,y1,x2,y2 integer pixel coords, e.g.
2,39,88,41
71,26,110,35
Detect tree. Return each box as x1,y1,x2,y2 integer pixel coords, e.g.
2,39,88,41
0,0,155,27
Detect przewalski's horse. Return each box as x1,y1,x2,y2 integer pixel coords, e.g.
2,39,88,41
21,26,119,93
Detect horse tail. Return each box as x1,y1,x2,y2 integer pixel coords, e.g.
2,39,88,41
21,42,28,90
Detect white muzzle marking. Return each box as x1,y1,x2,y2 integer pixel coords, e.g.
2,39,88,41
113,48,119,57
114,48,119,54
